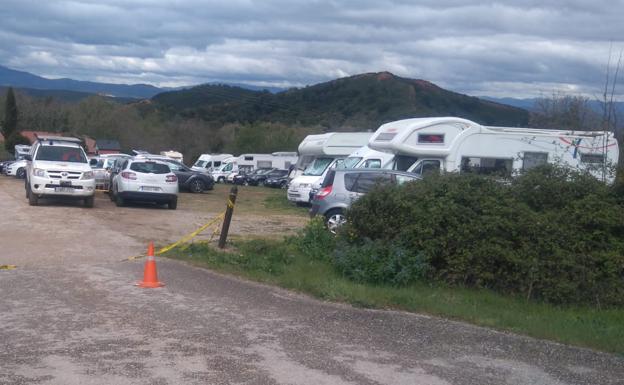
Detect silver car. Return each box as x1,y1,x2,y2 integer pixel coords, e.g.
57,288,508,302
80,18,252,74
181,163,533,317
310,168,421,233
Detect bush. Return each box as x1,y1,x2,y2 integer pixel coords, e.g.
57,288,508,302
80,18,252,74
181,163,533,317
288,217,336,262
334,238,430,285
340,166,624,307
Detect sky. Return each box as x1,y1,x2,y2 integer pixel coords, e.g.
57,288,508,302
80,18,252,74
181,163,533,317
0,0,623,98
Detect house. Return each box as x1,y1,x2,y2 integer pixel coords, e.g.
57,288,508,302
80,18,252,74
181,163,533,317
96,139,121,155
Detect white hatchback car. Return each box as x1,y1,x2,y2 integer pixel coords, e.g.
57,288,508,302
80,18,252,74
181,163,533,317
110,159,179,209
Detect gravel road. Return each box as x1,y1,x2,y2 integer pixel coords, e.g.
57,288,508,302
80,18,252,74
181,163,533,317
0,177,622,385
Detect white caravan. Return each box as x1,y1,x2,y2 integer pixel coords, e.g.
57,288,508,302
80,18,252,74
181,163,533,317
368,117,619,182
14,144,31,160
287,132,373,203
211,152,299,182
341,145,395,169
191,154,234,173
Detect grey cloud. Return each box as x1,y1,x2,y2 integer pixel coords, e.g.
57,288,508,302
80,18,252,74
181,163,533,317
0,0,622,97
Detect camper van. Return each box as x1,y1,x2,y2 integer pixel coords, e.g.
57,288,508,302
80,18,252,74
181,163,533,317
287,132,373,204
211,152,299,183
191,154,234,173
342,145,395,169
368,117,619,182
14,144,31,160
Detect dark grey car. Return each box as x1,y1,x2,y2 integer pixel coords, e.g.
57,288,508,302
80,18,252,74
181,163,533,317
310,168,421,233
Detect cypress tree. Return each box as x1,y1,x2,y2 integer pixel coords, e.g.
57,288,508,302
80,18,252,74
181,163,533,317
2,87,18,139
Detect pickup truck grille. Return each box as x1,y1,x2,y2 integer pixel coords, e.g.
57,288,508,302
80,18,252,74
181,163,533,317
44,184,84,189
47,170,82,180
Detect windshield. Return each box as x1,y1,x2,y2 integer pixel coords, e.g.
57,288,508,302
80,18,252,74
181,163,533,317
194,160,206,167
303,158,334,176
36,146,87,163
342,157,362,169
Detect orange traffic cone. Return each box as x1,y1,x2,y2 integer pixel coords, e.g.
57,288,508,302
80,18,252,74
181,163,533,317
136,241,164,288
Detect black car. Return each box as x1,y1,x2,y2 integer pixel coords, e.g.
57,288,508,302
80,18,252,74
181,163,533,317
264,170,291,188
233,168,273,185
247,168,288,186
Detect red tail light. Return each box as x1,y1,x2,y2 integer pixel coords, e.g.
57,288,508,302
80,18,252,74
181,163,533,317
316,185,332,199
166,174,178,183
121,171,137,180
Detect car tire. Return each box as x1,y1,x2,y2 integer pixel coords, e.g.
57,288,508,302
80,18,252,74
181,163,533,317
325,209,346,234
28,189,39,206
16,168,25,179
84,196,95,208
168,197,177,210
115,192,125,207
25,180,30,198
189,179,205,193
280,181,288,189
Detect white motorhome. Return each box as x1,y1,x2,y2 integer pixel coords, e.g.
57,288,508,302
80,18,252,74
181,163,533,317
368,117,619,182
14,144,31,160
191,154,234,173
341,145,395,169
287,132,373,203
211,152,299,183
160,150,183,162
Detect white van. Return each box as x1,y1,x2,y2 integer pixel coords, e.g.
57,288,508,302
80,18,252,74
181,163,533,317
368,117,619,182
191,154,234,173
287,132,372,203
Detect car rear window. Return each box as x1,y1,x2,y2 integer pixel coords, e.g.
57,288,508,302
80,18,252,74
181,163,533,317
36,146,87,163
344,172,392,193
130,162,170,174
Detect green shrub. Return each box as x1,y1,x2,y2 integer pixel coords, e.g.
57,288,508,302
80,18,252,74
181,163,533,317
288,217,336,262
341,166,624,307
333,238,430,285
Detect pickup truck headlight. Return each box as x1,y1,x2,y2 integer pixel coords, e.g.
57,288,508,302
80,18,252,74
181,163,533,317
81,171,94,180
33,168,46,177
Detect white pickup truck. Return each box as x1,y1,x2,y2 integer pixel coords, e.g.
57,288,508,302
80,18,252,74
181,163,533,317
24,136,96,207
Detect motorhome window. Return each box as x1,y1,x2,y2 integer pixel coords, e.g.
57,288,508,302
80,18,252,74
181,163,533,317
223,163,233,171
36,146,87,163
461,157,512,176
345,172,392,193
418,134,444,143
244,156,254,161
394,155,419,171
303,157,334,176
362,159,382,168
412,160,441,175
296,155,314,170
580,153,605,164
214,161,221,167
240,165,253,173
342,157,362,169
194,160,206,167
257,160,272,169
522,152,548,171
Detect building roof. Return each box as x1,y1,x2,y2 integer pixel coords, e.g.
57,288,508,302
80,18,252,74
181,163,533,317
96,139,121,151
20,131,97,154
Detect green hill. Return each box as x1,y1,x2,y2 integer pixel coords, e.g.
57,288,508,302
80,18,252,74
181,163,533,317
151,72,529,129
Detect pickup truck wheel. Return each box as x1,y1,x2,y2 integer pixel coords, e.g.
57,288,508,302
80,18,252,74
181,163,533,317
25,181,30,198
189,179,205,193
84,196,95,208
325,209,346,234
168,197,178,210
28,190,39,206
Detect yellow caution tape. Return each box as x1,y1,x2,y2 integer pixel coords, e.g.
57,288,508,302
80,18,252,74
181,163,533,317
0,265,17,270
156,212,225,255
227,199,235,209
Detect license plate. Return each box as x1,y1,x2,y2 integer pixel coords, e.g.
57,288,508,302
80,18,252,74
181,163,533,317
141,186,160,192
54,187,74,193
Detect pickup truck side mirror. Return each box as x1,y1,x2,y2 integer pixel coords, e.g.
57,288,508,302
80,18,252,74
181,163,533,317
24,154,32,161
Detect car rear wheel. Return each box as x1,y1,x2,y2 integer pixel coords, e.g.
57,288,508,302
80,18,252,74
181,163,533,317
115,190,125,207
325,209,346,234
189,179,205,193
280,181,288,189
16,168,25,179
168,197,177,210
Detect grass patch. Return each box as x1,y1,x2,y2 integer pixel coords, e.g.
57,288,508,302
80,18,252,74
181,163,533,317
167,239,624,355
262,193,309,215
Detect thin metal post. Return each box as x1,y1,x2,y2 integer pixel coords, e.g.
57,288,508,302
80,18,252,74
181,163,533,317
218,186,238,248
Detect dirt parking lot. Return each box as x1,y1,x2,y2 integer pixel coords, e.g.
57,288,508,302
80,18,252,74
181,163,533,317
0,176,308,267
